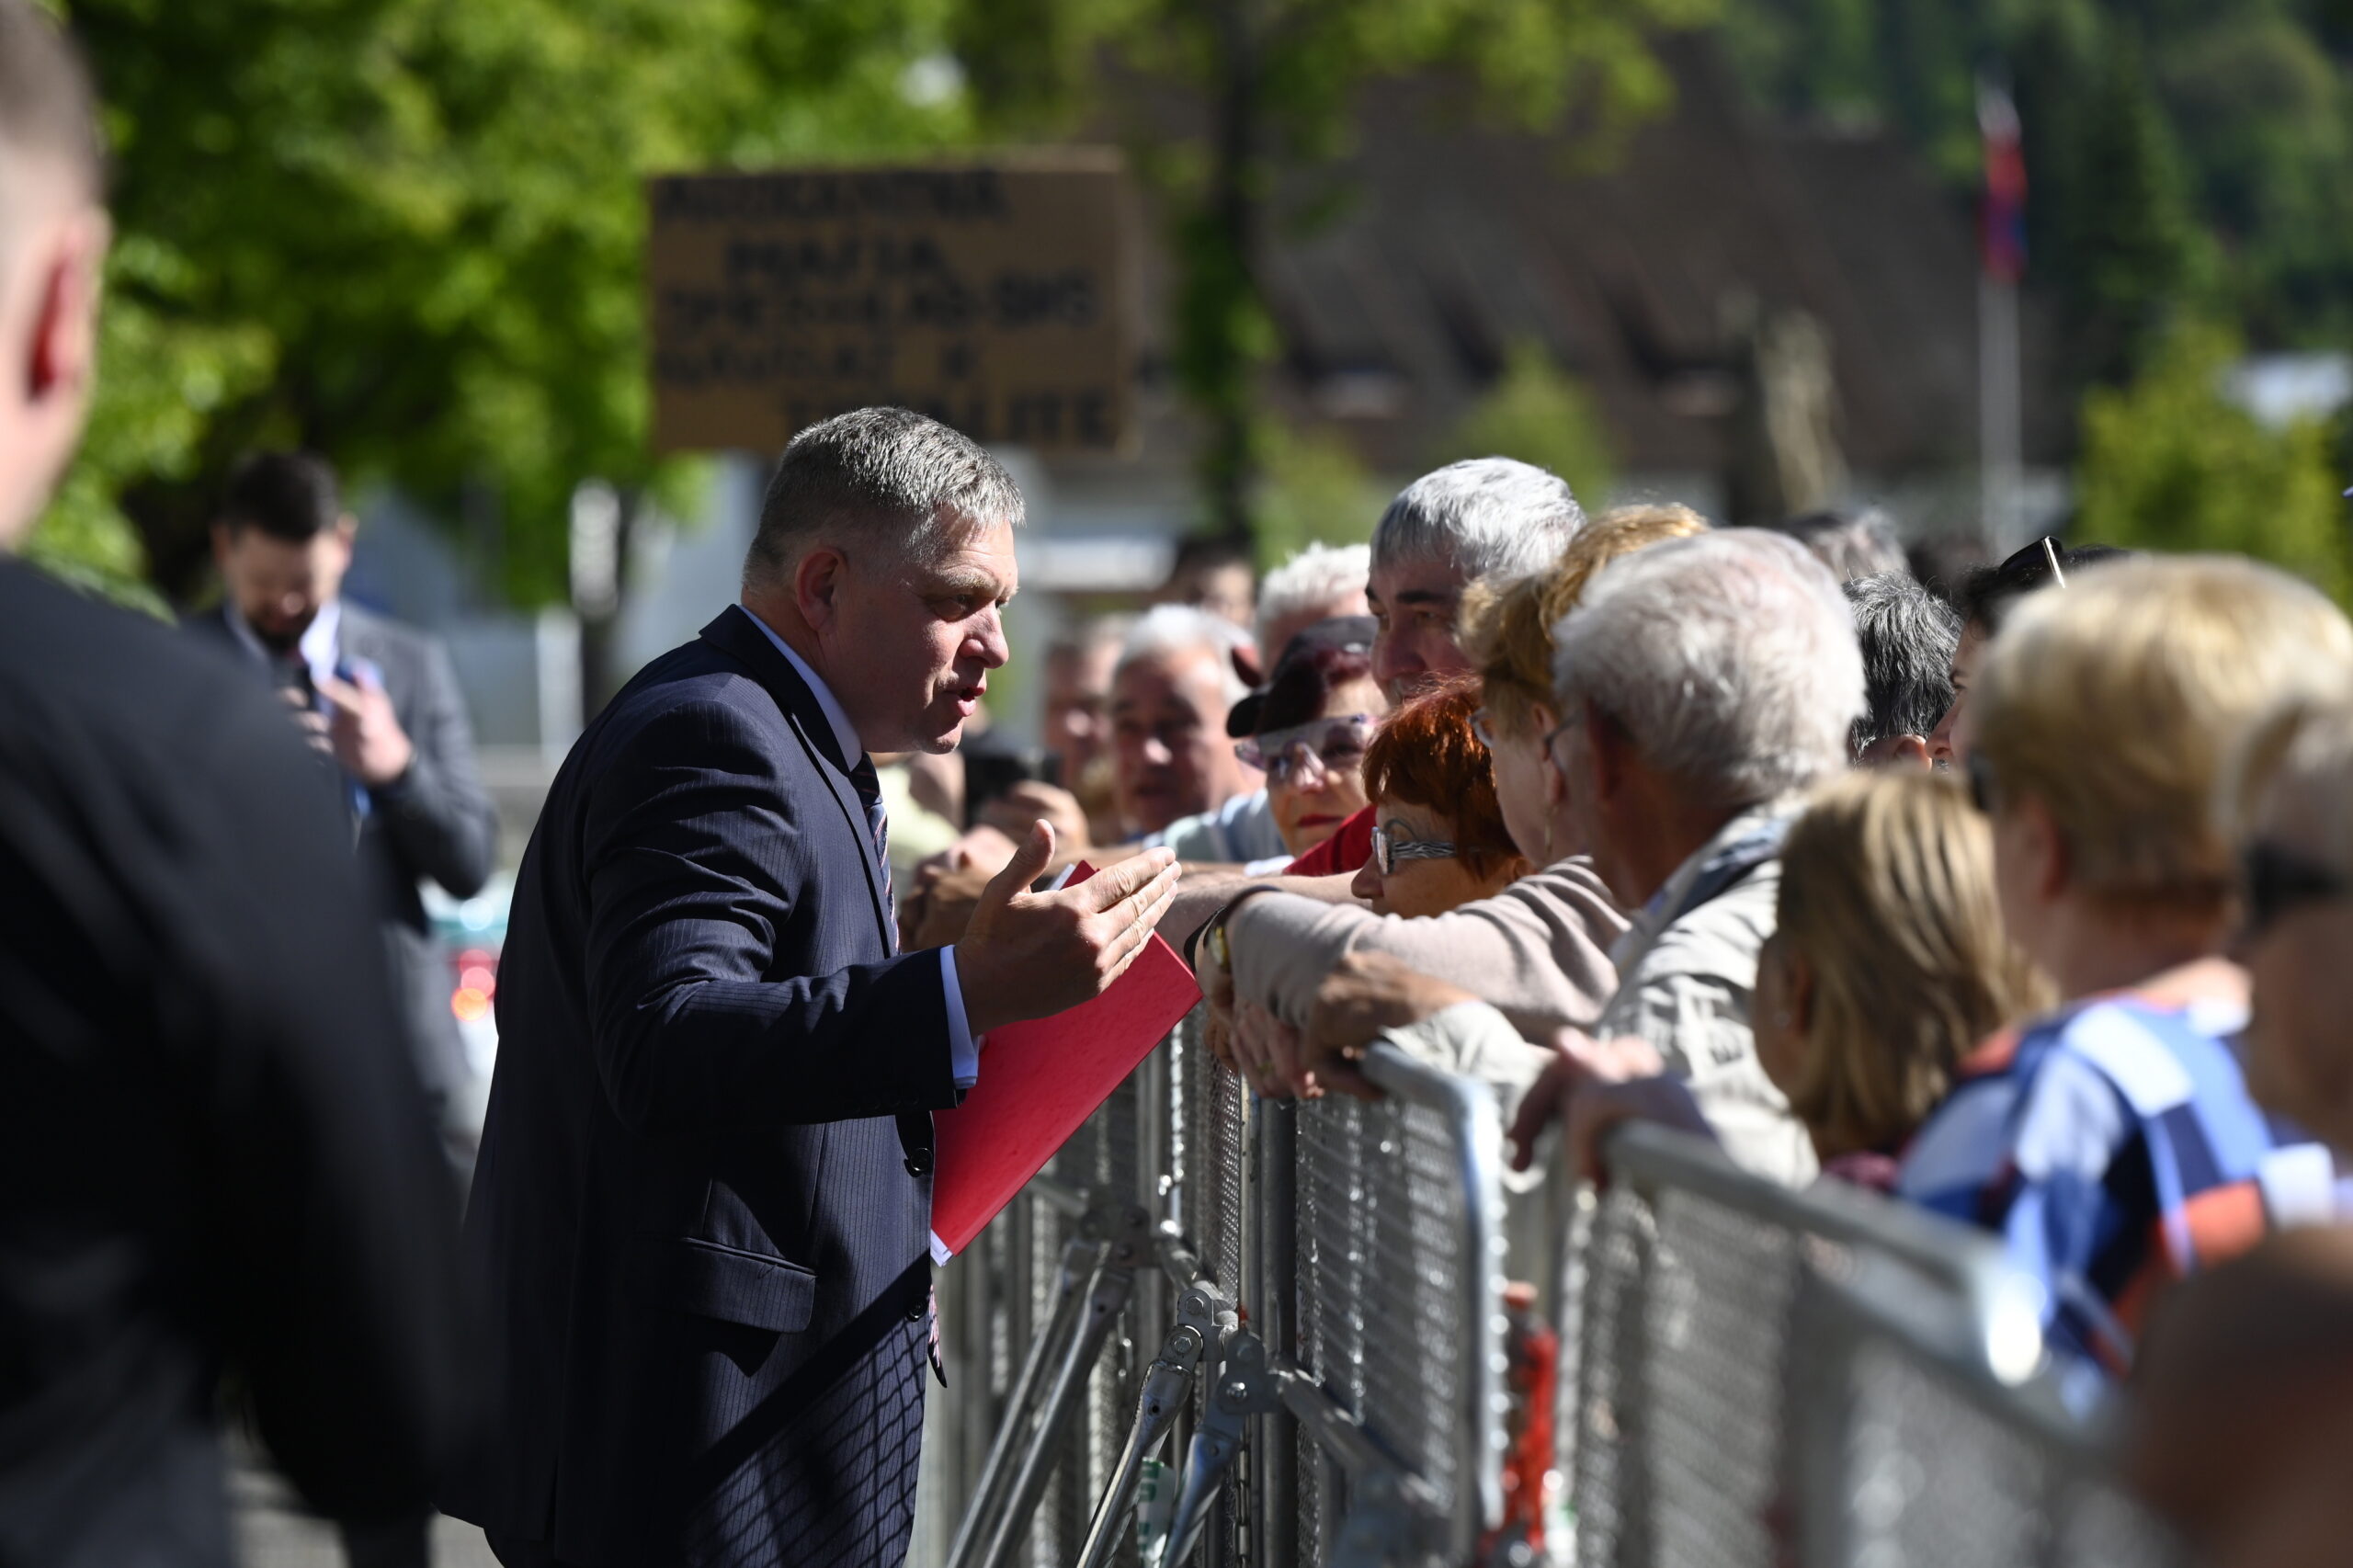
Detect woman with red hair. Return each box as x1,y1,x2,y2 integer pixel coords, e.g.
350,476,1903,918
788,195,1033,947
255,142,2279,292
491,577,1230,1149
1348,678,1530,916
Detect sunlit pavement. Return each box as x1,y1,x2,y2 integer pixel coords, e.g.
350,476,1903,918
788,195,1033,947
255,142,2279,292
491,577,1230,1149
231,1462,499,1568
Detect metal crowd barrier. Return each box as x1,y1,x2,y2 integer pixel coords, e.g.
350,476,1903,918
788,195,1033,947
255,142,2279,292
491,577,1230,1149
924,1014,2187,1568
1783,1274,2190,1568
1570,1122,2184,1568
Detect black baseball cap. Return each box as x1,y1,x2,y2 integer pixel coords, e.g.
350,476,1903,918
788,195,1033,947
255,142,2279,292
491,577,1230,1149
1224,615,1378,738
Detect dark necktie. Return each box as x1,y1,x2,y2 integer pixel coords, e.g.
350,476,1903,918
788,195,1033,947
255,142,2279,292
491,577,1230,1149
847,756,895,939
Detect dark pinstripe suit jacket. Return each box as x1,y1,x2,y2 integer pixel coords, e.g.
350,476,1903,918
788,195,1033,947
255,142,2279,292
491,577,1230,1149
443,608,957,1567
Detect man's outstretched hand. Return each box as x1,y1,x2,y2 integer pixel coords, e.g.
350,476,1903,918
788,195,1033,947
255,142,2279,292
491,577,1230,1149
953,824,1180,1037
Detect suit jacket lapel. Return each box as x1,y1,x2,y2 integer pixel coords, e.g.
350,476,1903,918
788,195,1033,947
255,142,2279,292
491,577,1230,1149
698,608,895,949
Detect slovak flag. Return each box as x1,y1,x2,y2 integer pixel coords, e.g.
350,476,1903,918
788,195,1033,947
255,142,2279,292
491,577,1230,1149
1979,79,2027,283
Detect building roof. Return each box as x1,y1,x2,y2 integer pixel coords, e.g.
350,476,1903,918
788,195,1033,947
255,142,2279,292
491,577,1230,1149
1089,39,2070,487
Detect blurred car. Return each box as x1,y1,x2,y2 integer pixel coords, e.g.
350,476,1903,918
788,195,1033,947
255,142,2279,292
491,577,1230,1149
423,870,513,1142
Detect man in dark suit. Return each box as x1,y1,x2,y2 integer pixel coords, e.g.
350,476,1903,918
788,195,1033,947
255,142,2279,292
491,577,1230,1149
0,6,469,1565
186,450,499,1143
444,407,1180,1568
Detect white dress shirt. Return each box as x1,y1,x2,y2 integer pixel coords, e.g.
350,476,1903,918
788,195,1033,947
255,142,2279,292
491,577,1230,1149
737,606,979,1088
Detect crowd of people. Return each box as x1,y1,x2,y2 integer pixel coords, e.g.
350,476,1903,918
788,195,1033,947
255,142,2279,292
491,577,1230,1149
890,453,2353,1564
9,3,2353,1566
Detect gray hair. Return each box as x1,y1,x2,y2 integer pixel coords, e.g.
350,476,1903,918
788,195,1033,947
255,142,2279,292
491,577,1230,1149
1844,571,1961,756
1551,529,1864,807
1762,506,1907,584
1370,459,1584,582
1255,540,1369,652
744,407,1024,589
1049,611,1135,664
1117,603,1252,710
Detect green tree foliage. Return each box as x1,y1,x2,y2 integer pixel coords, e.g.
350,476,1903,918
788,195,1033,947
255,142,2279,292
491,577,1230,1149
2060,34,2211,382
2075,323,2348,601
1253,425,1383,572
41,0,973,603
952,0,1711,544
1721,0,2353,360
1433,339,1618,506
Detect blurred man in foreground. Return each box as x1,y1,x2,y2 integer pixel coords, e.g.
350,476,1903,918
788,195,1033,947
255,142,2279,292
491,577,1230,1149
188,449,498,1160
0,6,469,1562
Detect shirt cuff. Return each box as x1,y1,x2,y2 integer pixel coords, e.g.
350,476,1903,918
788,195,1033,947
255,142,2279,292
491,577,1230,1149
939,947,980,1089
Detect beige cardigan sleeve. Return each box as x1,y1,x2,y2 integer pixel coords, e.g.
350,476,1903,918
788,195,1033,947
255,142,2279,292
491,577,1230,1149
1227,857,1631,1042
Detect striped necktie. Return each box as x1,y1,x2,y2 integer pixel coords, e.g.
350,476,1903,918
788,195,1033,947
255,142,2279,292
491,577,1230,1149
847,756,894,934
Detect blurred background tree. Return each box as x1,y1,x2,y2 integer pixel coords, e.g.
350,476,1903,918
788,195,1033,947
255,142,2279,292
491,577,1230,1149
2075,322,2347,602
1433,339,1618,505
41,0,974,606
950,0,1710,545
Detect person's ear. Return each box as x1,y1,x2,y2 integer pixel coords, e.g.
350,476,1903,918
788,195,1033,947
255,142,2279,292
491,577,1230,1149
2020,795,2070,902
1882,733,1934,771
26,210,107,409
1584,699,1630,802
1785,949,1816,1036
794,545,848,634
210,522,236,572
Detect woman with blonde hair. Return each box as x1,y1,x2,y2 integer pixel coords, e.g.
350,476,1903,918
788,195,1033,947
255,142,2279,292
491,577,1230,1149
1457,504,1709,869
1899,554,2353,1399
1751,770,2050,1189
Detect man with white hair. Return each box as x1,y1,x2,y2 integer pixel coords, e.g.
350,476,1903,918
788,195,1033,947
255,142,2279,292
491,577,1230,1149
1265,531,1861,1185
1267,460,1584,880
1254,540,1370,671
1111,604,1280,859
1367,458,1584,700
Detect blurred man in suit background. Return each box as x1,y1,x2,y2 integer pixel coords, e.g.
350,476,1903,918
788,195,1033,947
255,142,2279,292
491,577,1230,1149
187,450,499,1162
0,6,469,1565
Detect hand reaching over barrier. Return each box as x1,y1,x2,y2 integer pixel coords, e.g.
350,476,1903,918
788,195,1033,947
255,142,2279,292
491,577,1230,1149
1506,1031,1719,1178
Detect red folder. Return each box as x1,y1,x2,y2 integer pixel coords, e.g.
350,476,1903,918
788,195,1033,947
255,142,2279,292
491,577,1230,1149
928,864,1202,1262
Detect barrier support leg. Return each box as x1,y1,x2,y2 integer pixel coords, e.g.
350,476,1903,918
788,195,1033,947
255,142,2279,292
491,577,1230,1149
945,1234,1106,1568
1074,1285,1223,1568
972,1259,1138,1568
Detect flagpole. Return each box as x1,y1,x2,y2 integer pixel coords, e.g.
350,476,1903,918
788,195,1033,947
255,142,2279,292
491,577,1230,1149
1978,74,2027,556
1980,268,2022,554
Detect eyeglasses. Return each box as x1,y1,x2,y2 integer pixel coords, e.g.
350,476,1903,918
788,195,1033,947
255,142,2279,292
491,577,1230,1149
2239,840,2352,938
1541,710,1584,755
1234,713,1377,785
1372,819,1459,877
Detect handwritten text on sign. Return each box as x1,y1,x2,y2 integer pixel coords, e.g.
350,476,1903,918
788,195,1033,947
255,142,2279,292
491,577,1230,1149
648,158,1136,454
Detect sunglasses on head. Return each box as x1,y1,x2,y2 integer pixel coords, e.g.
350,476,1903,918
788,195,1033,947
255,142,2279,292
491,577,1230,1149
1234,713,1376,784
2239,840,2352,938
1371,819,1459,877
1995,535,2069,586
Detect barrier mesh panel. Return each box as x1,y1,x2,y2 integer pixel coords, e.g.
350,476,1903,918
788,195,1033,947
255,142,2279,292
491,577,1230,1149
1574,1180,1807,1568
1186,1056,1248,1299
1841,1337,2189,1568
1294,1091,1469,1526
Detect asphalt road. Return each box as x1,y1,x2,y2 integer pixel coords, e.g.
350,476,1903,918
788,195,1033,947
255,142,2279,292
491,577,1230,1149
231,1463,499,1568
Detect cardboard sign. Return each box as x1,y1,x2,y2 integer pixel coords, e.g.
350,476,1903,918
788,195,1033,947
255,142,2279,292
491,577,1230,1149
647,152,1138,455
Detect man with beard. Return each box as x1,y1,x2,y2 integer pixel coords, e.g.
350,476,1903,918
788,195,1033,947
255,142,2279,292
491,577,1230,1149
188,450,498,1163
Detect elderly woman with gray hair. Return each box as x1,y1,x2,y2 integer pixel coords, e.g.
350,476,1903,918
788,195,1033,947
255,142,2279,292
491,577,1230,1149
1233,529,1864,1187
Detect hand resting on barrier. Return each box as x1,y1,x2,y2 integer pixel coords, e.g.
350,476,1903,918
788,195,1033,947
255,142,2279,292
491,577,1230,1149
1506,1033,1715,1179
1223,949,1479,1101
